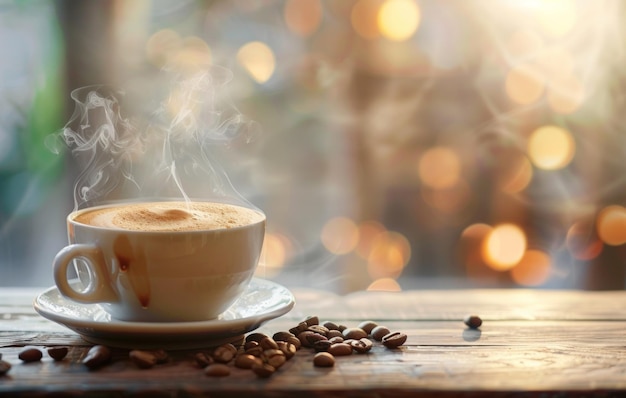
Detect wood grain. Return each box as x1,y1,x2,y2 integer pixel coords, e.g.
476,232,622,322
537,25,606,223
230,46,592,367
1,287,626,397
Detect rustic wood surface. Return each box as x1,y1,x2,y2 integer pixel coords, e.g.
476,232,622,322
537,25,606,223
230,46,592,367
1,286,626,397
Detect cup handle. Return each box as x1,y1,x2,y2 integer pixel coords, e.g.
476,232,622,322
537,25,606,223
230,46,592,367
53,244,118,304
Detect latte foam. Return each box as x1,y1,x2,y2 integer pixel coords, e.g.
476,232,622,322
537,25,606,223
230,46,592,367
74,202,264,232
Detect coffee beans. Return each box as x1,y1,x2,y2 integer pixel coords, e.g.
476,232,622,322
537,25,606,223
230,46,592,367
47,346,69,361
464,314,483,329
0,360,11,375
371,326,391,341
83,345,112,370
313,352,335,367
382,332,408,348
342,327,368,340
205,363,231,377
18,348,42,363
129,350,159,369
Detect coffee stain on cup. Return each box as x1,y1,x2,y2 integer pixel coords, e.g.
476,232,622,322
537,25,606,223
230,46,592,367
113,235,151,308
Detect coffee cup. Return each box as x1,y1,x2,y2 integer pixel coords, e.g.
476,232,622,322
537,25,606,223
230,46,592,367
52,200,266,322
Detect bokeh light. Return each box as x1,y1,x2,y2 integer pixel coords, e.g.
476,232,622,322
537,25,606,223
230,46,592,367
237,41,276,84
146,29,181,67
284,0,323,37
597,205,626,246
377,0,420,42
367,277,402,291
418,146,461,190
510,249,551,286
527,125,575,170
566,219,603,260
536,0,578,38
321,217,360,255
505,65,545,105
483,224,527,271
351,0,382,40
257,232,292,277
367,231,411,280
355,220,386,258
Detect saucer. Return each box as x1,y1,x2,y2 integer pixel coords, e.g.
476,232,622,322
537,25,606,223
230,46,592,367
33,278,295,349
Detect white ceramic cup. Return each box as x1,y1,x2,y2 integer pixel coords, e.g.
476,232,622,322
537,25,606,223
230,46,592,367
52,201,266,322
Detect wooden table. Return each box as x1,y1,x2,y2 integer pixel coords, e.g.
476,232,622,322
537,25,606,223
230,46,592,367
1,286,626,397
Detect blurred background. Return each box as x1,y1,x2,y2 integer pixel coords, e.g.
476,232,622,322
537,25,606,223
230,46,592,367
1,0,626,292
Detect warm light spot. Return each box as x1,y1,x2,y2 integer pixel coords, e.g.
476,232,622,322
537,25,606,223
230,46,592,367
284,0,323,37
351,0,382,40
367,278,402,292
483,224,526,271
378,0,420,41
537,0,578,38
597,205,626,246
548,75,585,114
170,36,212,74
367,231,411,279
237,41,276,84
257,233,291,277
418,146,461,190
146,29,181,67
460,224,498,279
499,155,533,194
321,217,360,255
505,66,545,105
355,220,386,259
527,125,575,170
510,249,551,286
566,219,603,260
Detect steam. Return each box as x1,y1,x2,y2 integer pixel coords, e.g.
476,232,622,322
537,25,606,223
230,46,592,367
47,66,260,210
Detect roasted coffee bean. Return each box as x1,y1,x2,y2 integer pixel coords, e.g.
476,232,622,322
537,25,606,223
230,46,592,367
289,321,309,336
204,363,231,377
304,315,319,326
308,325,329,336
464,314,483,329
194,352,214,367
0,360,11,375
371,325,391,341
326,330,343,339
313,339,332,352
234,354,262,369
245,332,268,344
382,332,407,348
272,331,295,342
212,344,236,363
263,349,286,369
276,341,297,359
285,335,302,350
259,336,279,350
83,345,112,370
0,353,2,360
304,332,328,347
150,349,169,364
328,336,344,344
19,348,42,363
244,340,260,350
357,321,378,335
245,345,264,357
313,352,335,367
129,350,157,369
350,338,373,354
297,331,315,347
47,346,69,361
322,321,340,331
252,363,275,378
342,327,367,340
327,343,353,356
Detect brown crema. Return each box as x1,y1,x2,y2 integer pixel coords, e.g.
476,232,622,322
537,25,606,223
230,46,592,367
74,201,264,232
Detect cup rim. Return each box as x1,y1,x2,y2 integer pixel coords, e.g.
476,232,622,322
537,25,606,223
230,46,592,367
68,199,266,234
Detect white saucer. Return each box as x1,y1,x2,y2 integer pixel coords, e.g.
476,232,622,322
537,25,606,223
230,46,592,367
33,278,295,349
